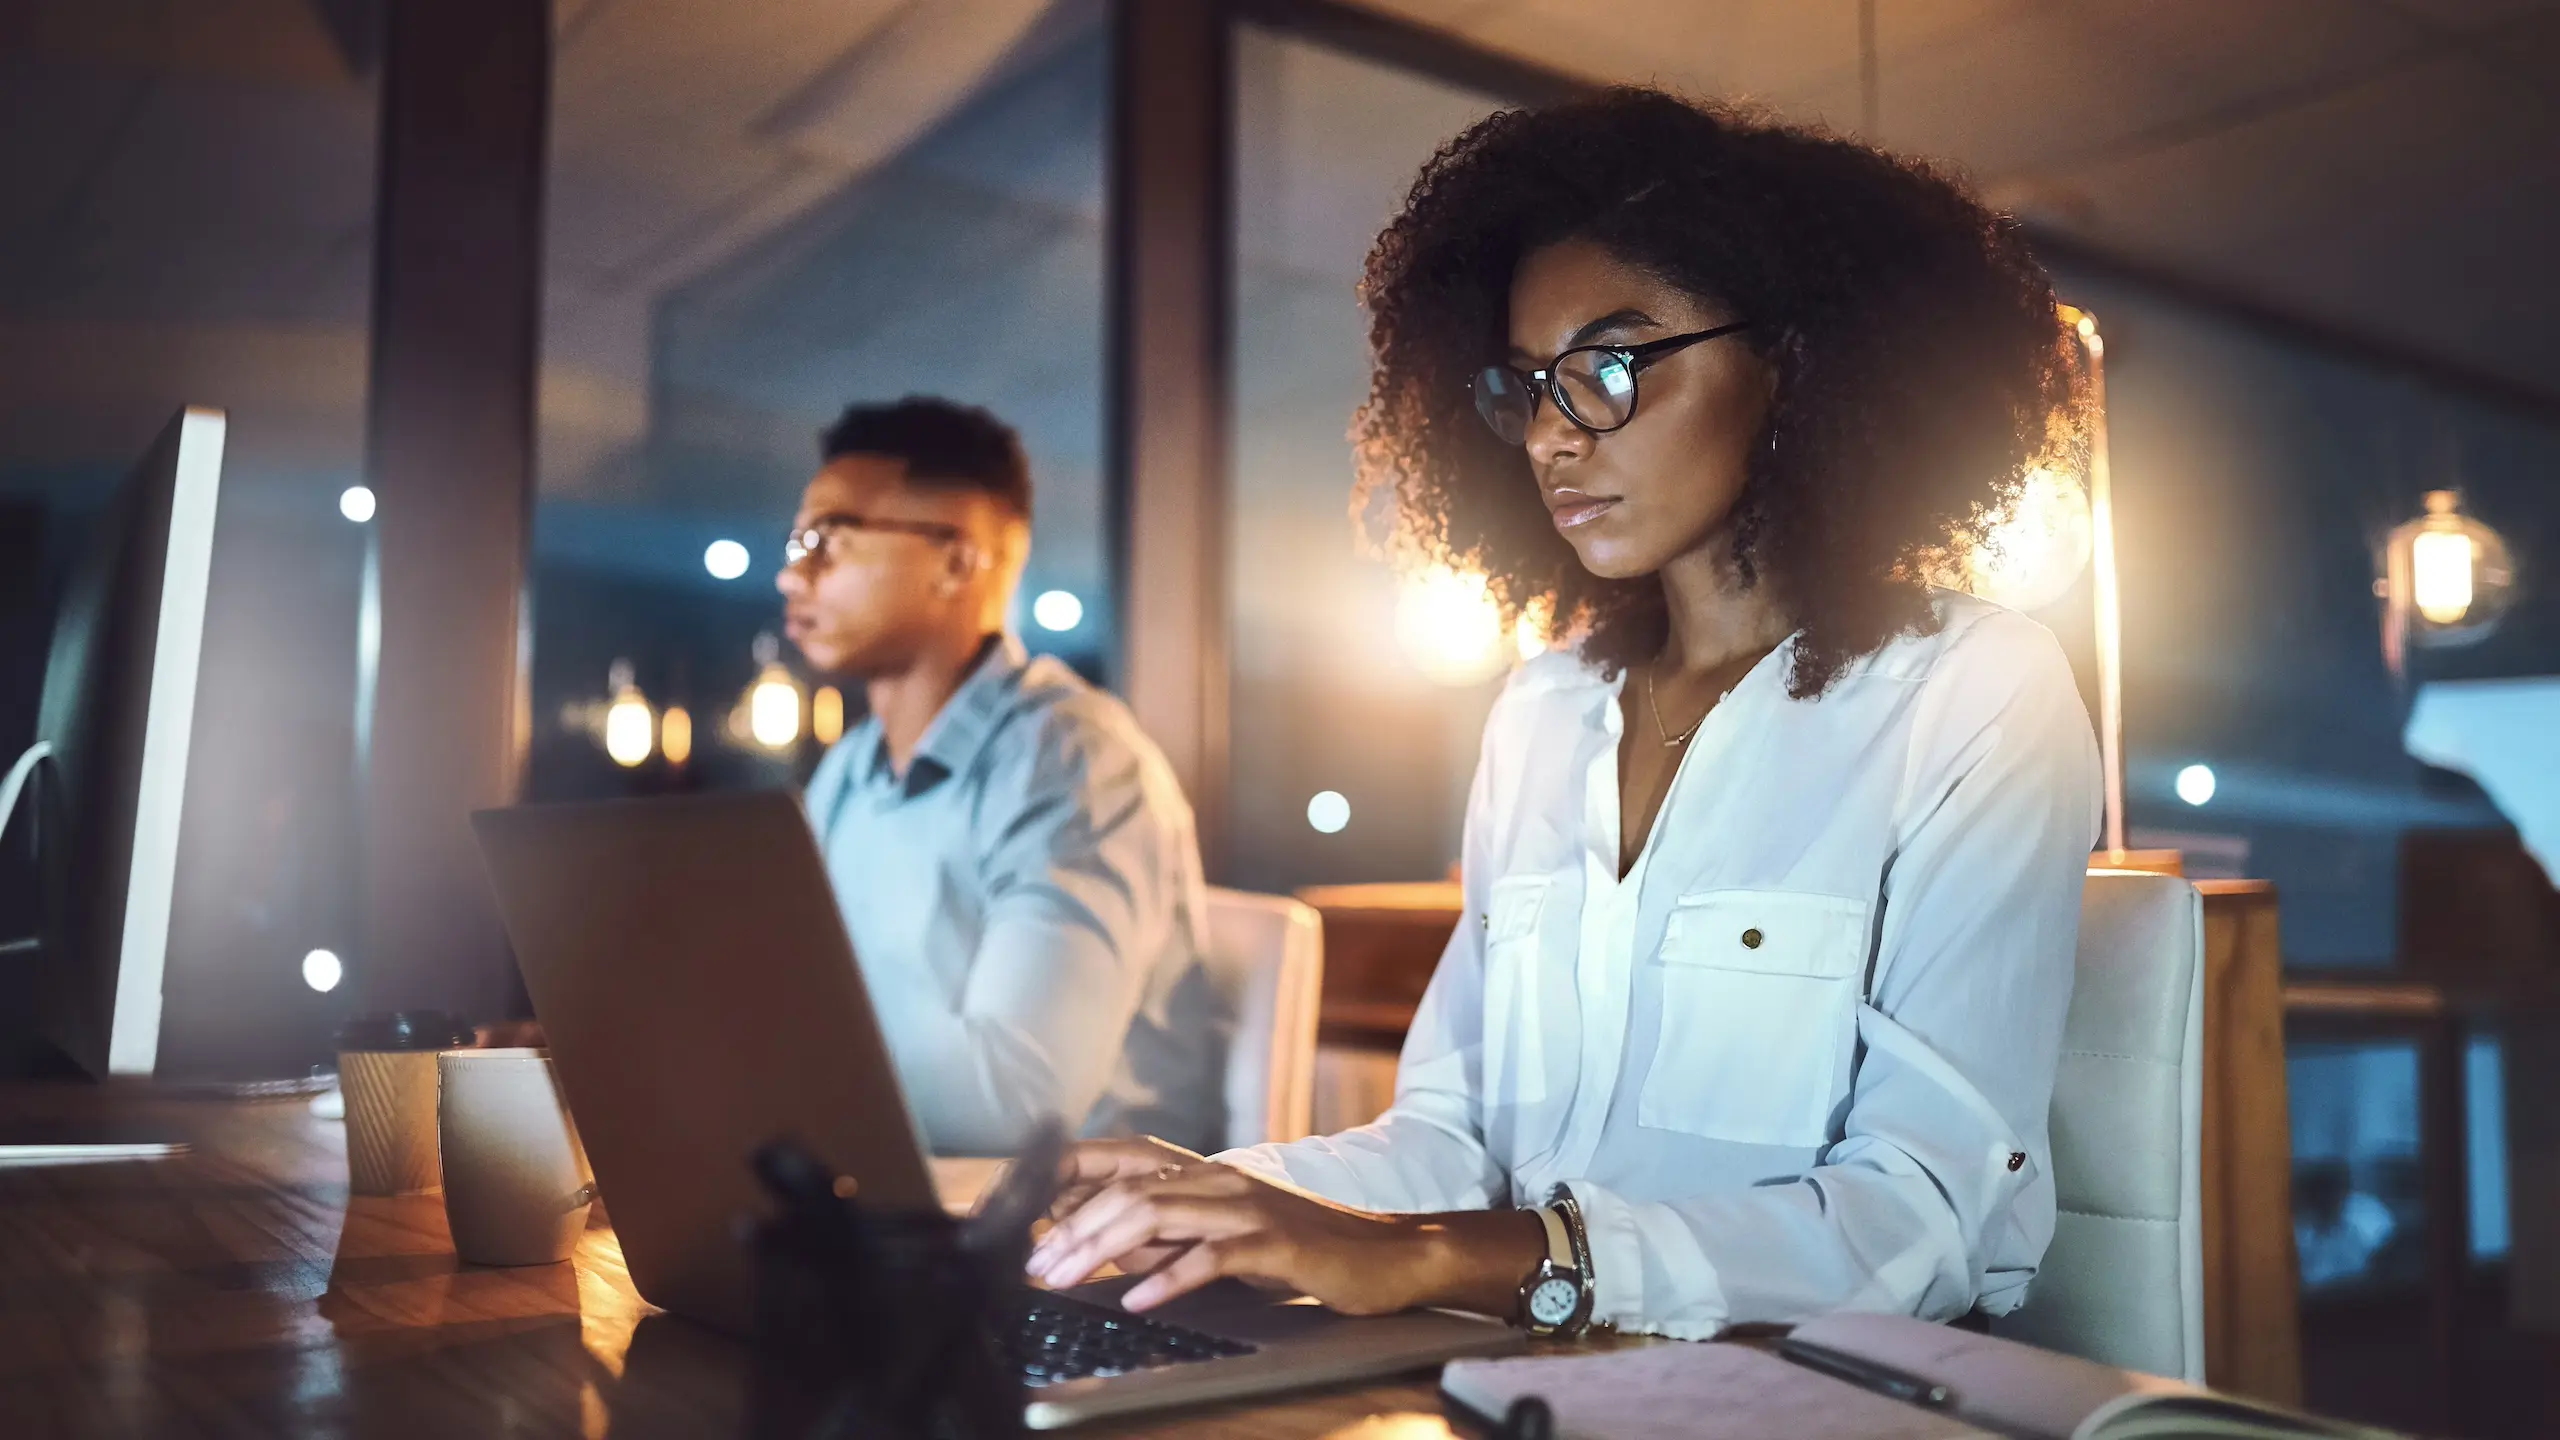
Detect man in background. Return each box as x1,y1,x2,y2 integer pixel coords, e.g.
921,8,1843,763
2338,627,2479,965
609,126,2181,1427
776,396,1223,1155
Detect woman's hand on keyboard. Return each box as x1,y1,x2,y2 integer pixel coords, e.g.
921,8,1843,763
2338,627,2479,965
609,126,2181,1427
1028,1142,1543,1320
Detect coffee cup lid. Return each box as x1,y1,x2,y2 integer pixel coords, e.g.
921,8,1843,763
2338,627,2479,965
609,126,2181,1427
335,1011,476,1052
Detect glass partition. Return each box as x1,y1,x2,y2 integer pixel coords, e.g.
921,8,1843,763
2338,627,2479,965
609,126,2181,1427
1226,25,1507,893
531,3,1110,801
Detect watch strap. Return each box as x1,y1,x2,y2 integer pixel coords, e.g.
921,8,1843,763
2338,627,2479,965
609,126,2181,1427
1535,1203,1574,1271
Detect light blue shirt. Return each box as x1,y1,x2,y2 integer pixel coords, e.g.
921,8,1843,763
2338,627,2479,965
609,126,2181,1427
805,635,1225,1156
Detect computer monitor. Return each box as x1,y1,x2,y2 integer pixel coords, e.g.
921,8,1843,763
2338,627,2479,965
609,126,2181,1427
1,408,224,1078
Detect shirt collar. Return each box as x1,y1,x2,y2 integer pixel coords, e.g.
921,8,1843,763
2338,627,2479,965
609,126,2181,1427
861,633,1026,792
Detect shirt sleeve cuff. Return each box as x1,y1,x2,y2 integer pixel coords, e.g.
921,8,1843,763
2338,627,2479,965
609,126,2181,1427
1209,1144,1290,1182
1564,1178,1727,1341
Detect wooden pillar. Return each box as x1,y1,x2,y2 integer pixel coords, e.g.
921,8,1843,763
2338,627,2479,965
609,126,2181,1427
2197,881,2305,1405
1108,0,1232,875
359,0,548,1019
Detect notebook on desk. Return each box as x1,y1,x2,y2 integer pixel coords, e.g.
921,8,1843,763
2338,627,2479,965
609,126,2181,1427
1441,1313,2402,1440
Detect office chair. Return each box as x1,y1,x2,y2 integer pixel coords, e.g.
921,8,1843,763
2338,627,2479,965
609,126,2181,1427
1202,887,1324,1151
1997,869,2209,1382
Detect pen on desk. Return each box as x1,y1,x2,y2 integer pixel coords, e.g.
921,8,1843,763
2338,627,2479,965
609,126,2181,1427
1774,1336,1955,1409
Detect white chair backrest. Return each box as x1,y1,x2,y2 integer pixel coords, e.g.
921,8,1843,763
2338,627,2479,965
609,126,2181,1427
1201,887,1324,1152
1997,870,2208,1382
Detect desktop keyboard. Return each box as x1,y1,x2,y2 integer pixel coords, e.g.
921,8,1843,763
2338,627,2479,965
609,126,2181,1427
1006,1292,1259,1388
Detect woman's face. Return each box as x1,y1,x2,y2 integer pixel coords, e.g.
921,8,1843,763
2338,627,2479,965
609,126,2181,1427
1505,237,1774,580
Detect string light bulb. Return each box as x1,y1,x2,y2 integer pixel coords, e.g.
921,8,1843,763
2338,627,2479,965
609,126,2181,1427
813,686,846,746
660,705,693,766
602,660,654,768
736,633,803,751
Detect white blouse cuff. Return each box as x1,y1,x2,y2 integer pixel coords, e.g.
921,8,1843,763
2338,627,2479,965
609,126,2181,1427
1562,1179,1726,1341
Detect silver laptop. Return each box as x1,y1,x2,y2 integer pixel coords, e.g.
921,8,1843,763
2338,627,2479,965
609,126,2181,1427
471,791,1521,1428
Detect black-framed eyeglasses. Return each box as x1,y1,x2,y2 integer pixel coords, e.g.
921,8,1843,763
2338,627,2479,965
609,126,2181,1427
1470,320,1756,446
782,511,965,568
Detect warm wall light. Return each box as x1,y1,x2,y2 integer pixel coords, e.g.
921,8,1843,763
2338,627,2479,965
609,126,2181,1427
301,948,344,993
603,660,654,768
1966,466,2092,613
2379,490,2514,677
660,705,693,766
1395,565,1507,686
339,485,376,523
1513,596,1554,662
813,686,845,745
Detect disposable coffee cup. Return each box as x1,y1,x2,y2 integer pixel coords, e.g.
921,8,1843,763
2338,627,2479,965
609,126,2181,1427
437,1048,594,1266
335,1011,474,1196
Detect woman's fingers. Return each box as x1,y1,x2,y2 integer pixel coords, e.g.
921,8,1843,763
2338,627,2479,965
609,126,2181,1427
1047,1139,1201,1219
1034,1164,1248,1268
1032,1192,1266,1290
1121,1233,1282,1312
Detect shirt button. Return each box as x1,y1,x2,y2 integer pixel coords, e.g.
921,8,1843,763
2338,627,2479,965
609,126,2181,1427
1740,928,1764,949
2007,1151,2027,1172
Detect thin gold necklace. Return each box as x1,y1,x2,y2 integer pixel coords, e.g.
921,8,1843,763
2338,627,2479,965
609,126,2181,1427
1645,663,1711,748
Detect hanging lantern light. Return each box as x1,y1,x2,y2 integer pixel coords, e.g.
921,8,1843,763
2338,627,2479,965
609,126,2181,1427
601,659,654,768
2378,489,2517,676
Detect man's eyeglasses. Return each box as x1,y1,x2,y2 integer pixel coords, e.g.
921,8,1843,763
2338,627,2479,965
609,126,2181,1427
1470,320,1755,446
782,512,966,569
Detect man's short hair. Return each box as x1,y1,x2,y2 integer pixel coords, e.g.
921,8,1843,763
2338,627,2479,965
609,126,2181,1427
819,396,1031,519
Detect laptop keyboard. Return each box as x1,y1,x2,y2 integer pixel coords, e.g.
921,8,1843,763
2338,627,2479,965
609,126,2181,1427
1007,1292,1259,1388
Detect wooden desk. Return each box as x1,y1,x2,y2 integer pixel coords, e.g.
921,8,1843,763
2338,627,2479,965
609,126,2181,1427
0,1084,1467,1439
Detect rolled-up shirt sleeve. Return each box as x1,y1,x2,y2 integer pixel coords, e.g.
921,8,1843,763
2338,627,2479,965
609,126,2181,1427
880,719,1176,1155
1568,625,2100,1337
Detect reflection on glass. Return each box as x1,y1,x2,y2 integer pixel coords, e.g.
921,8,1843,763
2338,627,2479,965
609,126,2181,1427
529,8,1108,801
2289,1040,2423,1292
1229,26,1506,892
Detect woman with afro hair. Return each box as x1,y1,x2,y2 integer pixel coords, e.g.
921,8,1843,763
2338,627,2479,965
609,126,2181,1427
1033,88,2101,1341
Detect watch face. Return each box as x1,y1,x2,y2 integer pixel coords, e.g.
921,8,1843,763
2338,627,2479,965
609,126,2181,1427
1527,1276,1580,1327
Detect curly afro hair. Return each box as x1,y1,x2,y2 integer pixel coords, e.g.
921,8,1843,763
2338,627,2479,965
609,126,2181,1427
1351,88,2085,698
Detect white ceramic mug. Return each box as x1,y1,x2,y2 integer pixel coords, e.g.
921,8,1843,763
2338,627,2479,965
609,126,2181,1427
436,1048,594,1266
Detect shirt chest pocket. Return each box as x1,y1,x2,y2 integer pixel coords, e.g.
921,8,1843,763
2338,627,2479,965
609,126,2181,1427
1637,889,1871,1148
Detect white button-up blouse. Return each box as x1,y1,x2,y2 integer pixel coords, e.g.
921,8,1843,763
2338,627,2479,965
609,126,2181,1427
1220,592,2102,1338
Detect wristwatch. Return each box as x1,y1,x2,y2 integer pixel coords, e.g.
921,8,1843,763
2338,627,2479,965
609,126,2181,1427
1515,1199,1593,1337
